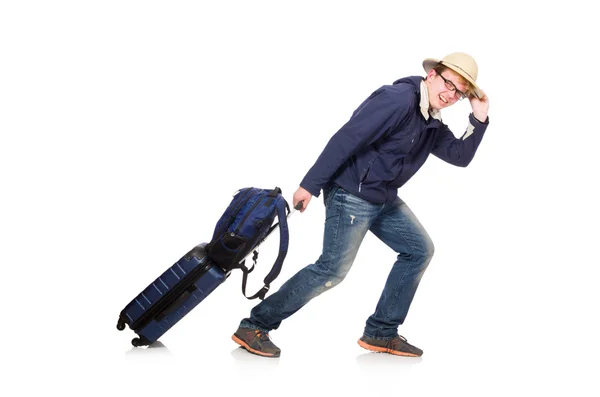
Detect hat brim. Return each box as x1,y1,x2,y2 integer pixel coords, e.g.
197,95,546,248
423,58,482,99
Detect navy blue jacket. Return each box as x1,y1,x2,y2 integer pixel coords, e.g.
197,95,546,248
300,76,489,204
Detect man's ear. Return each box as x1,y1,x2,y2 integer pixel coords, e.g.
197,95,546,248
426,69,437,81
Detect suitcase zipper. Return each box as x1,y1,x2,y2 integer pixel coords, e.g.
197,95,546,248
128,258,213,332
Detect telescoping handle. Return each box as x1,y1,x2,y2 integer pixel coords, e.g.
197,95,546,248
238,200,303,266
266,200,303,234
291,200,303,214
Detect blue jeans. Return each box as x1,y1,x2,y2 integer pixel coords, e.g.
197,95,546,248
240,185,434,339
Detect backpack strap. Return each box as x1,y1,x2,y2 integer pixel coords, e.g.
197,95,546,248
240,196,290,300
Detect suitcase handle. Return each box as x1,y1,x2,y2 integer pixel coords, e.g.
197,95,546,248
155,285,196,321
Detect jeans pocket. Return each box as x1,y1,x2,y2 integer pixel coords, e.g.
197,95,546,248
323,185,339,207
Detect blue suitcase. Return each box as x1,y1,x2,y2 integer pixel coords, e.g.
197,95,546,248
116,243,226,347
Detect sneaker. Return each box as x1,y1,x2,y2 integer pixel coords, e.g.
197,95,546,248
358,334,423,357
232,326,281,358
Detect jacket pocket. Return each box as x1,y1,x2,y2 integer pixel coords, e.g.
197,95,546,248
358,158,375,192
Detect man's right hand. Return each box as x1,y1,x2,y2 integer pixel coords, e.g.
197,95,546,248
293,186,313,213
470,89,489,122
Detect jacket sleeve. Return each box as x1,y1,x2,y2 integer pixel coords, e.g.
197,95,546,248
300,89,410,197
431,113,489,167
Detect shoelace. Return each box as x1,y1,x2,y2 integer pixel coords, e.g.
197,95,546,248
389,335,408,348
255,330,271,341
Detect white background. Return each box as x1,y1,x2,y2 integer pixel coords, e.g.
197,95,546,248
1,1,599,395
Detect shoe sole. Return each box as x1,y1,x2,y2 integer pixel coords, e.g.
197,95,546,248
232,334,280,358
357,339,421,357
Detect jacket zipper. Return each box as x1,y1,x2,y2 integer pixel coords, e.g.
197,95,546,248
358,161,374,192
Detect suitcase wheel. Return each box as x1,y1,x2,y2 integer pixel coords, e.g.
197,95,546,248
116,318,126,331
131,337,152,347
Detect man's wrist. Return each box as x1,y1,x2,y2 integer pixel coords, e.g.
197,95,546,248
472,113,488,123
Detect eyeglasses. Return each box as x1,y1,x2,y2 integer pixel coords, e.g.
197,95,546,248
437,73,468,101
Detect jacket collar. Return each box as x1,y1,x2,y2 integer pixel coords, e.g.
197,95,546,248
419,80,442,122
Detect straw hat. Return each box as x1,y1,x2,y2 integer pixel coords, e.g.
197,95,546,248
423,52,482,98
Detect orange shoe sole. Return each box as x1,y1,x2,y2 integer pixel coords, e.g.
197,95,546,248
357,338,420,357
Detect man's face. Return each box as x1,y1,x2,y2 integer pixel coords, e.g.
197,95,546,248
426,68,469,110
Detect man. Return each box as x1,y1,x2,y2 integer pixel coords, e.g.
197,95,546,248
232,52,490,357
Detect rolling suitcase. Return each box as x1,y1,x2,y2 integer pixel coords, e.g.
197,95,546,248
117,187,301,347
116,243,226,347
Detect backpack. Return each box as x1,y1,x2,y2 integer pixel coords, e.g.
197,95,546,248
205,187,291,300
